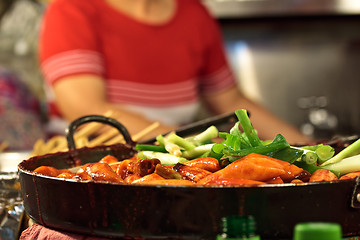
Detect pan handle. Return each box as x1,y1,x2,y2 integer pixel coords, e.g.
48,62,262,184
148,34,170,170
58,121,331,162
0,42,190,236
351,175,360,208
140,112,238,144
66,115,134,150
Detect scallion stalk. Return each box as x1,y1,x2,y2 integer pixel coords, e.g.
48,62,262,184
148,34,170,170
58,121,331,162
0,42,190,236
137,151,187,165
135,144,167,153
321,138,360,166
301,152,318,165
235,109,262,147
321,154,360,176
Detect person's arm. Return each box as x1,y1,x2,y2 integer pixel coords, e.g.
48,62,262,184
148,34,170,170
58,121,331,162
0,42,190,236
194,4,309,144
52,74,176,139
202,86,310,144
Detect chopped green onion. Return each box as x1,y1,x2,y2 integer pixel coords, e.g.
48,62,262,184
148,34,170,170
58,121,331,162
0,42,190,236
294,161,322,175
137,151,187,165
300,144,335,164
315,145,335,164
219,134,290,160
321,154,360,176
191,125,219,145
301,152,318,165
235,109,262,147
166,132,196,151
155,134,165,146
135,144,167,153
267,147,304,164
164,141,182,157
321,138,360,166
182,143,214,159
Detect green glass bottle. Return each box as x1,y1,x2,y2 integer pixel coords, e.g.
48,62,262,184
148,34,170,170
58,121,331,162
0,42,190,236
293,222,342,240
217,215,260,240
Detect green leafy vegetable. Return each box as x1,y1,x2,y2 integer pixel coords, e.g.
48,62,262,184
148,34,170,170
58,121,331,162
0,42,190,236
182,144,214,159
213,133,291,160
211,109,296,163
321,154,360,176
155,134,165,147
267,147,304,164
208,109,342,167
301,152,318,165
135,144,167,153
137,151,187,165
188,125,219,146
134,108,360,178
165,132,196,151
235,109,262,147
135,125,220,163
320,138,360,166
296,144,335,165
293,140,360,177
294,160,323,175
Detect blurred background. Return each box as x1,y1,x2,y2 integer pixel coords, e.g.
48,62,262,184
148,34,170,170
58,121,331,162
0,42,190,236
202,0,360,141
1,0,360,150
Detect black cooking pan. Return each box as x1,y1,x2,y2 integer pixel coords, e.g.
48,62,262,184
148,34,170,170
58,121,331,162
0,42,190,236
18,115,360,240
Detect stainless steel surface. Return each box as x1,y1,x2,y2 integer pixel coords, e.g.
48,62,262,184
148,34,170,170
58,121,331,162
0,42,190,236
202,0,360,18
0,151,30,172
0,172,24,240
220,16,360,140
0,155,25,240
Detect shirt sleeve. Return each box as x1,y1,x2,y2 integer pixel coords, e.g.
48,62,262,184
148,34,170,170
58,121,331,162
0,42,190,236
39,0,105,86
197,6,237,94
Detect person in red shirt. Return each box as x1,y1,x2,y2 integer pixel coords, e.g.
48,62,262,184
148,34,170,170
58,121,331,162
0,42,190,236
39,0,308,143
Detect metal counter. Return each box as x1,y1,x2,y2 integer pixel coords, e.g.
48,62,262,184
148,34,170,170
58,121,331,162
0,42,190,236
202,0,360,18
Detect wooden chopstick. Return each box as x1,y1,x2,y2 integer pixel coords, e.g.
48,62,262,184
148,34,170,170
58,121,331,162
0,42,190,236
104,121,160,145
88,128,119,147
74,110,114,139
132,121,160,141
50,110,115,151
30,112,161,156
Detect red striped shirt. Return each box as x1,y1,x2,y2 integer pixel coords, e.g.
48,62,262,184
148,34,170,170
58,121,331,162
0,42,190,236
40,0,236,121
